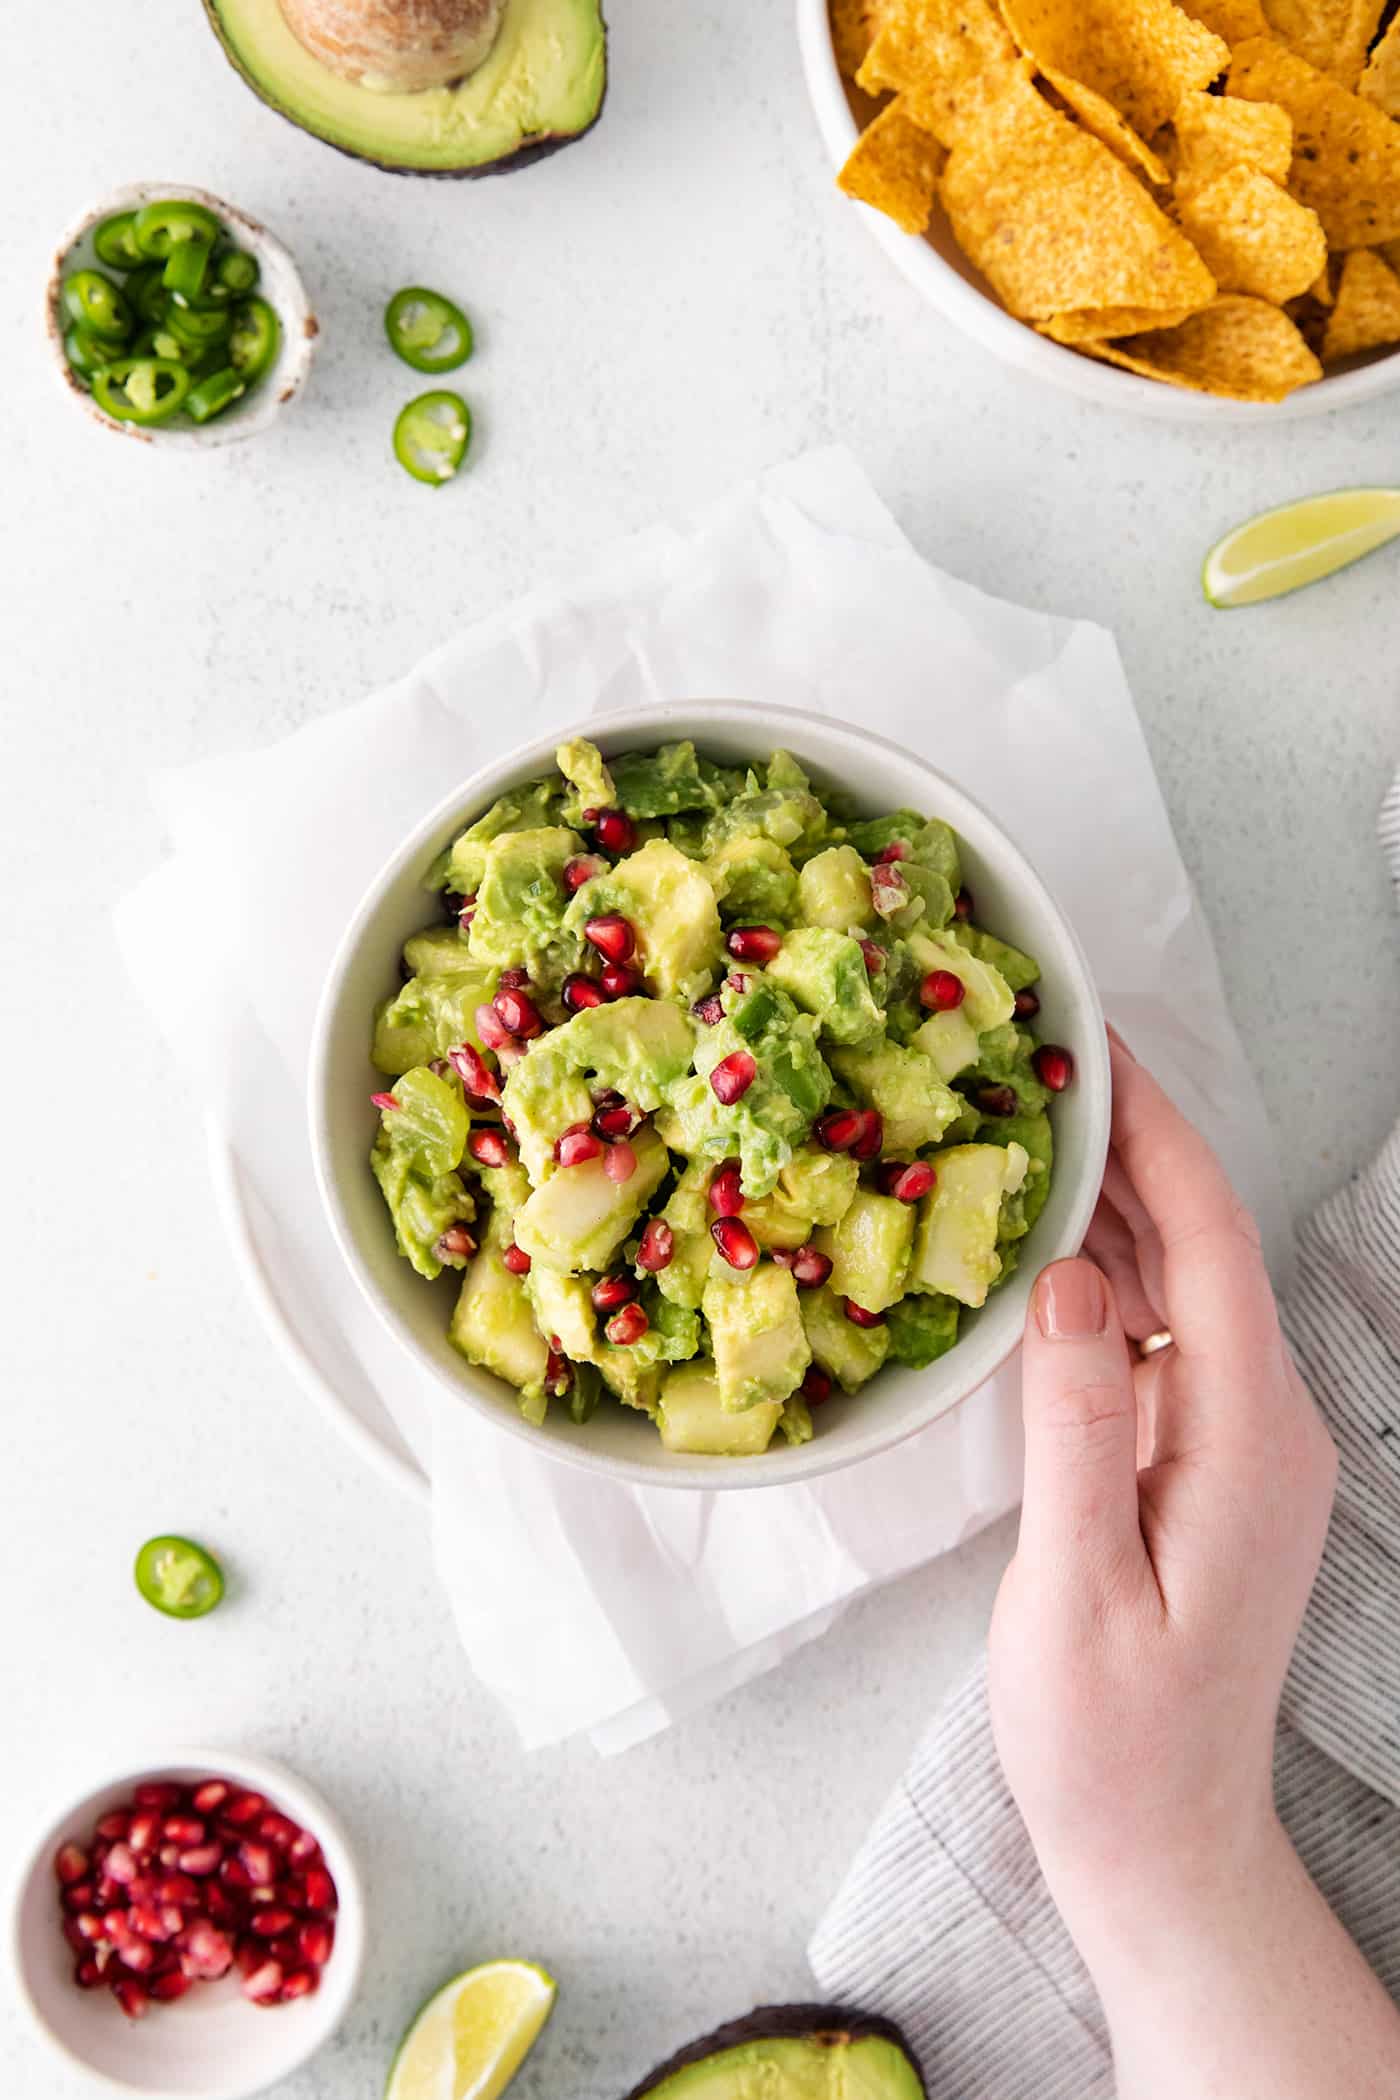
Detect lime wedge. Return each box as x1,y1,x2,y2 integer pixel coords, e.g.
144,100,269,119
386,1960,557,2100
1203,486,1400,607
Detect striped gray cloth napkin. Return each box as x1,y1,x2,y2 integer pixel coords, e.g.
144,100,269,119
810,776,1400,2098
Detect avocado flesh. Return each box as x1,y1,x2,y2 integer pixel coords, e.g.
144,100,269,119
205,0,606,173
626,2007,925,2100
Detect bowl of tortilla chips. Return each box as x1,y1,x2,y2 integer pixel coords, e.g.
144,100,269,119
799,0,1400,414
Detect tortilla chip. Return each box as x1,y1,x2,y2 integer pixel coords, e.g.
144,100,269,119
1072,294,1323,397
1306,259,1337,301
1231,37,1400,247
1257,0,1384,84
938,62,1218,318
1041,304,1204,340
857,0,1014,98
1179,0,1270,40
1358,15,1400,116
1321,245,1400,356
838,97,949,232
1042,69,1171,182
1171,89,1295,184
998,0,1229,139
832,0,884,78
1176,164,1327,300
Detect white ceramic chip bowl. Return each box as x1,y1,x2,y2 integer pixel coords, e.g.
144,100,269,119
9,1747,364,2100
45,183,316,449
310,700,1110,1492
795,0,1400,423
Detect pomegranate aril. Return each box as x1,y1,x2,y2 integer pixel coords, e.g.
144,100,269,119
691,993,724,1026
225,1792,266,1828
55,1844,89,1885
593,1099,640,1140
1032,1044,1074,1092
497,966,530,991
134,1783,182,1811
219,1854,253,1890
564,852,608,893
269,1932,303,1969
604,1139,637,1183
61,1880,95,1912
1013,987,1041,1020
974,1083,1018,1118
467,1126,511,1169
258,1812,300,1852
180,1921,234,1979
726,924,781,963
708,1162,745,1217
149,1970,192,2003
851,1110,884,1161
204,1885,243,1930
370,1090,400,1112
239,1842,276,1887
494,986,543,1039
106,1909,137,1945
920,969,965,1012
583,912,635,963
474,1000,512,1051
111,1978,149,2019
562,971,605,1013
790,1246,834,1289
501,1242,531,1275
191,1780,230,1816
448,1042,499,1102
96,1812,131,1842
105,1843,138,1886
874,839,910,864
436,1224,477,1264
709,1050,756,1104
62,1917,89,1953
725,972,751,995
162,1815,205,1847
242,1959,284,2004
74,1956,105,1989
844,1298,885,1328
555,1124,605,1168
591,1273,636,1313
710,1217,759,1271
953,887,974,921
155,1873,200,1907
289,1830,322,1867
178,1843,223,1876
302,1867,338,1915
73,1911,105,1944
117,1938,155,1973
636,1218,674,1272
605,1302,650,1347
870,864,909,917
251,1907,295,1938
544,1347,573,1398
592,808,636,854
281,1966,320,2002
859,939,884,977
128,1905,174,1943
599,960,643,999
801,1365,833,1405
298,1918,334,1966
768,1246,799,1269
878,1161,936,1204
815,1108,861,1153
158,1844,181,1867
129,1812,165,1857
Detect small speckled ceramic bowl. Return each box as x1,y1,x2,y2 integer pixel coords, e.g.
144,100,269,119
45,183,317,448
9,1747,364,2100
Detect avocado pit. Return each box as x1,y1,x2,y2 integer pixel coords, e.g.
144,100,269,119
277,0,506,91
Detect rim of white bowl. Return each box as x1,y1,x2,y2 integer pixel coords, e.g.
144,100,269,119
9,1746,365,2100
794,0,1400,424
308,698,1111,1493
45,183,317,450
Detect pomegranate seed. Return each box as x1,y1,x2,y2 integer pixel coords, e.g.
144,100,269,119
128,1812,164,1857
920,969,965,1012
564,852,608,892
298,1919,334,1966
457,891,478,927
593,1098,640,1139
251,1907,296,1938
975,1083,1018,1118
448,1042,500,1102
259,1813,300,1852
870,864,909,917
710,1217,760,1270
177,1844,223,1876
875,839,910,863
188,1781,227,1816
555,1124,605,1167
709,1050,756,1104
280,1966,321,2003
815,1108,862,1152
74,1956,105,1989
562,971,605,1012
544,1347,573,1398
859,939,884,976
1014,987,1041,1020
204,1885,243,1930
465,1127,510,1169
599,959,643,999
111,1978,149,2019
370,1090,400,1112
605,1302,650,1347
157,1873,200,1907
583,912,635,963
219,1855,253,1891
223,1790,266,1826
845,1299,885,1327
128,1905,174,1943
691,993,724,1025
128,1872,157,1903
954,887,974,920
494,986,543,1039
55,1844,88,1885
725,972,751,995
134,1784,182,1811
592,808,635,854
878,1160,936,1203
242,1959,284,2004
106,1909,137,1944
97,1878,122,1907
288,1830,322,1867
474,1001,513,1051
1033,1044,1074,1091
105,1844,138,1886
180,1920,234,1978
852,1110,884,1161
708,1161,745,1216
604,1138,637,1183
62,1917,89,1953
591,1273,636,1313
162,1815,205,1847
497,966,530,992
636,1217,674,1272
302,1867,338,1914
435,1224,477,1263
73,1911,105,1943
501,1242,531,1275
149,1970,192,2002
726,925,781,963
158,1845,181,1867
117,1938,155,1973
791,1246,834,1288
769,1246,799,1269
96,1812,131,1842
61,1880,95,1912
239,1842,276,1887
801,1365,834,1404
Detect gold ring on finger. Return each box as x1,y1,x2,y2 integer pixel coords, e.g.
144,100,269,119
1138,1329,1175,1358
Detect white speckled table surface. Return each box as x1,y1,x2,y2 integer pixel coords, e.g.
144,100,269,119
3,4,1397,2095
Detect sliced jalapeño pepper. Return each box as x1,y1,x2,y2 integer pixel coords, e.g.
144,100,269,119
213,247,260,297
61,269,132,342
126,262,169,327
164,236,212,303
93,211,143,270
134,1535,224,1619
186,367,246,424
384,286,473,374
394,390,471,485
63,327,120,385
92,357,191,426
228,296,280,381
165,297,233,348
133,198,222,259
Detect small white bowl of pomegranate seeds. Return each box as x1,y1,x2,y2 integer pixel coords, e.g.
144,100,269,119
10,1749,365,2098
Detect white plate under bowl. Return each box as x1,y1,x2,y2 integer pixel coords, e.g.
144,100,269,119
308,699,1111,1493
795,0,1400,423
10,1748,365,2100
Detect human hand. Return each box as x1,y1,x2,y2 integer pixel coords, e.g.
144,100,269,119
989,1030,1336,1977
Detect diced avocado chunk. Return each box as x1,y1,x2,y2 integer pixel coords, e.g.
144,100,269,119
372,968,496,1076
370,1135,475,1280
402,925,476,979
703,836,799,924
609,740,713,817
765,926,884,1045
564,838,722,1002
466,826,583,967
830,1042,962,1153
601,1292,703,1374
500,1044,596,1189
515,1125,669,1273
949,920,1041,992
525,1266,598,1362
652,1228,714,1310
550,996,695,1109
702,776,828,862
658,1364,782,1456
886,1292,961,1367
665,991,832,1198
910,1141,1029,1307
814,1190,914,1314
800,1284,890,1392
555,737,615,822
593,1345,662,1416
702,1263,811,1412
797,844,875,932
474,1155,532,1239
965,1023,1052,1116
985,1110,1053,1230
910,1007,981,1083
450,1245,549,1412
431,781,561,897
777,1145,861,1226
376,1065,468,1178
743,1191,814,1250
907,927,1014,1033
847,811,961,892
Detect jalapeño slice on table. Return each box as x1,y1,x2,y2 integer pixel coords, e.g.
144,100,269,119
134,1535,225,1619
384,286,473,374
393,390,471,485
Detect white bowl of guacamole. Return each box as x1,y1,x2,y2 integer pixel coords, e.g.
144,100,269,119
309,701,1110,1490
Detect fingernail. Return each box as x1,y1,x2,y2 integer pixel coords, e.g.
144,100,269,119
1035,1262,1108,1340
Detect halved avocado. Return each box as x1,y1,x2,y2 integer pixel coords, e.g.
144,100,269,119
623,2005,926,2100
203,0,607,176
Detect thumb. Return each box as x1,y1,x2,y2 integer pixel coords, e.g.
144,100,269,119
1018,1259,1143,1578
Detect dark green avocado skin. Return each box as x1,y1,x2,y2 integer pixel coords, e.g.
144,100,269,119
622,2003,928,2100
200,1,607,178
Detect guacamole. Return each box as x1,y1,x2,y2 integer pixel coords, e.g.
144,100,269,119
367,739,1074,1457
